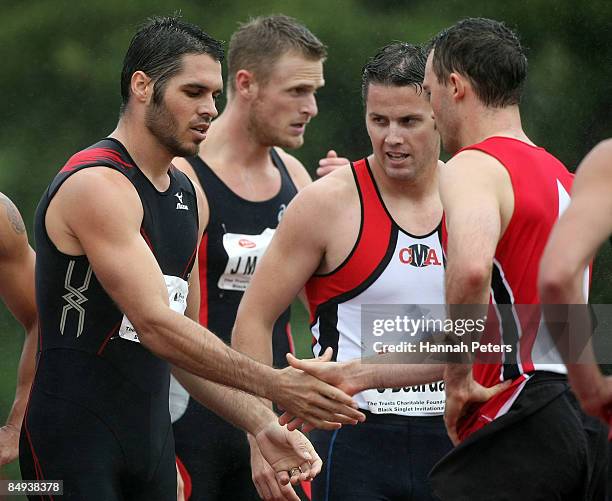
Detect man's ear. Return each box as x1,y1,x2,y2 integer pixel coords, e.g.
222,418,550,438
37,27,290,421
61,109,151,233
449,72,466,102
234,69,259,100
131,71,153,104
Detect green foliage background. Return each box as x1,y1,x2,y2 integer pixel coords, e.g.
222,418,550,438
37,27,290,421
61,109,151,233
1,0,611,487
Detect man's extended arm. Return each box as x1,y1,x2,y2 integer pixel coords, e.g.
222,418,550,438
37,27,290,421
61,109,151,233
0,193,37,466
51,167,362,429
539,139,612,422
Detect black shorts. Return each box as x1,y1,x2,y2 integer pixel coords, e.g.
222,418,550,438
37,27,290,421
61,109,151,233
429,372,610,501
20,350,176,501
310,412,452,501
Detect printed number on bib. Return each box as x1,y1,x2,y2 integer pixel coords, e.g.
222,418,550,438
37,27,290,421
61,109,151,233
218,228,275,291
118,275,188,343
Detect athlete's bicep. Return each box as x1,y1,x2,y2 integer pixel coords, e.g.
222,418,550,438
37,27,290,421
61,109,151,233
57,169,169,324
440,152,507,302
0,195,36,329
440,152,501,268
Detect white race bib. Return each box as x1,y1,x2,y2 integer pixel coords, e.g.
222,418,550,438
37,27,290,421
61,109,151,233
118,275,189,343
218,228,275,291
361,381,445,416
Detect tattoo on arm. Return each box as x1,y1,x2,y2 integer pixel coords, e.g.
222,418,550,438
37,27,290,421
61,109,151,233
0,194,26,235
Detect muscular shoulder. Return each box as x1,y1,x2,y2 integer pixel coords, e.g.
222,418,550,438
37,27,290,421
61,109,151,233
0,192,27,258
444,149,511,196
56,167,143,227
273,147,312,190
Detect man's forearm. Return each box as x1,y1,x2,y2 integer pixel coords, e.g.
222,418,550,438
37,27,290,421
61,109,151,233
349,359,445,393
136,310,277,401
173,368,276,435
6,324,37,429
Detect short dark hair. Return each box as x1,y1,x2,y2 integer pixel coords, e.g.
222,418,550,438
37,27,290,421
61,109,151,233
120,15,224,112
430,18,527,107
227,15,327,92
361,42,427,104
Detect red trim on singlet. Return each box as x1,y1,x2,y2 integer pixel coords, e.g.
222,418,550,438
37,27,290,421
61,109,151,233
198,233,209,326
140,227,157,258
97,320,123,355
286,322,295,355
305,159,392,319
176,455,193,500
22,349,49,493
60,147,133,172
182,245,198,281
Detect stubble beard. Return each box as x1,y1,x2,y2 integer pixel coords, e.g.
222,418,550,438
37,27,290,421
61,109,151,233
145,100,198,158
248,100,303,150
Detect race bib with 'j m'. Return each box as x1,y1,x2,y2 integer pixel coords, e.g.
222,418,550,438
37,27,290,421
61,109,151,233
118,275,189,343
217,228,275,291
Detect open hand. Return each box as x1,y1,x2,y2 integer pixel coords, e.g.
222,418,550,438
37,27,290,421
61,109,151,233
444,368,511,445
255,422,322,487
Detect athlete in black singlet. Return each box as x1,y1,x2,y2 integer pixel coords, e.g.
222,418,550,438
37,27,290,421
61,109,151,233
171,149,298,500
19,16,348,501
21,139,199,500
171,16,334,501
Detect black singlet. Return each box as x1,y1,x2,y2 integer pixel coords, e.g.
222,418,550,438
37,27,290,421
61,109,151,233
20,138,199,500
190,147,297,364
171,148,299,501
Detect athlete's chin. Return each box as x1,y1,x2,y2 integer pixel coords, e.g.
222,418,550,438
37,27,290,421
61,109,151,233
171,142,200,159
275,135,304,150
382,164,416,181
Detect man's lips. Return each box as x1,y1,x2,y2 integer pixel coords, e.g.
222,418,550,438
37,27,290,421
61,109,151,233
190,124,210,141
385,151,410,160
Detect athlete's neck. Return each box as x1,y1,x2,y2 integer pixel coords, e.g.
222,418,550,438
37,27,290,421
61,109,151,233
458,104,534,150
199,102,274,172
110,117,174,191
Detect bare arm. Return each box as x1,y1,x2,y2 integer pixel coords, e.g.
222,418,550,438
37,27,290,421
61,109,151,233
440,150,513,444
51,167,358,429
232,182,329,365
0,193,37,466
539,139,612,420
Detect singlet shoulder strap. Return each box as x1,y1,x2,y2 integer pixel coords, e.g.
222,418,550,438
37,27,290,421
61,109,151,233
49,138,136,199
270,147,298,192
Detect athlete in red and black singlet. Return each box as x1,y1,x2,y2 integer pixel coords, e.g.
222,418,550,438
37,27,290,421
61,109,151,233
170,148,298,501
20,138,199,501
431,137,609,500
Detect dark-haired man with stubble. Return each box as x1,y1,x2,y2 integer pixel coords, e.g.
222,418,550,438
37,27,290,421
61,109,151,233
172,15,352,501
20,16,360,501
0,194,37,468
421,18,609,499
233,42,453,501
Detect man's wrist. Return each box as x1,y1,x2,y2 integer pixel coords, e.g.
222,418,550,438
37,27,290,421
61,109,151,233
444,363,472,387
567,365,604,403
259,366,282,402
1,423,20,433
